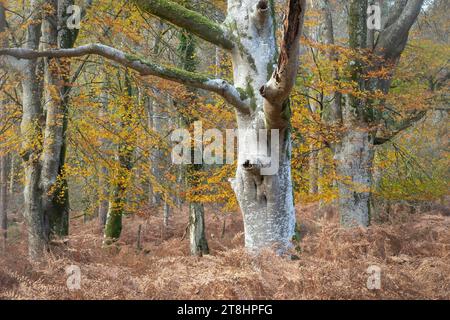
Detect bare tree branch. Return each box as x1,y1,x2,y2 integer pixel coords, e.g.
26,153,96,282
260,0,306,129
376,0,424,59
374,110,427,145
0,44,250,112
132,0,234,50
384,0,408,30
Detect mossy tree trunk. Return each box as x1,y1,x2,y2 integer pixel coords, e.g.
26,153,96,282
41,0,75,239
103,72,135,245
0,139,8,244
178,30,209,256
21,0,46,260
319,0,425,227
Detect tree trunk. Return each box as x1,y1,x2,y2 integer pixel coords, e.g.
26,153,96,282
98,165,109,227
0,6,8,245
103,184,124,244
309,143,319,195
150,93,164,206
103,72,135,244
97,77,111,228
227,0,302,252
148,20,165,207
177,27,209,256
189,202,209,255
41,0,70,238
0,74,7,244
21,1,46,260
8,154,15,196
334,128,374,227
0,152,7,243
144,96,155,208
163,197,170,228
329,0,424,228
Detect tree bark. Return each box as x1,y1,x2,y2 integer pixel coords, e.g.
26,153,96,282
149,94,164,206
163,198,170,228
103,72,135,244
334,127,374,226
0,7,8,242
0,148,7,244
104,184,124,244
98,82,110,228
21,0,46,260
8,154,15,196
41,0,71,238
98,165,109,227
331,0,424,227
177,26,209,256
309,143,318,195
189,202,209,255
230,0,305,252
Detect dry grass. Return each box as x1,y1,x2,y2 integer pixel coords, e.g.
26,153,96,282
0,203,449,300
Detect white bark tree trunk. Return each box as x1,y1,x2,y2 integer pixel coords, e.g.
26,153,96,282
20,0,46,260
98,85,110,228
326,0,424,227
227,0,303,252
309,143,319,195
0,38,7,243
0,148,7,244
150,94,164,206
334,128,374,226
41,0,70,238
98,167,109,227
163,198,170,228
189,202,209,255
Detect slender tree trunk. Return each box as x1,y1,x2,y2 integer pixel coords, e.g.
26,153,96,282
98,89,110,227
334,127,374,226
21,0,46,260
309,143,319,195
8,154,15,196
189,202,209,255
147,20,165,207
177,27,209,256
163,197,170,228
0,5,8,244
150,92,164,206
103,73,135,244
41,0,70,238
145,96,155,208
98,165,109,227
104,183,124,244
0,152,7,243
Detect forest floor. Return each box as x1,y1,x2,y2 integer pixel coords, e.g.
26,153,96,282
0,203,449,299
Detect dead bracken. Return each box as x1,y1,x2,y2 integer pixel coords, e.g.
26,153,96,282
0,204,448,300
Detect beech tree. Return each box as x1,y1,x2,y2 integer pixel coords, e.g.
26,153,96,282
315,0,426,227
0,2,8,245
0,0,85,259
1,0,307,257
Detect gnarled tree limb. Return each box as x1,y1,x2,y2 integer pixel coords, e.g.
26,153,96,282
376,0,424,59
132,0,234,50
260,0,306,129
0,44,250,112
374,110,427,145
0,2,21,71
